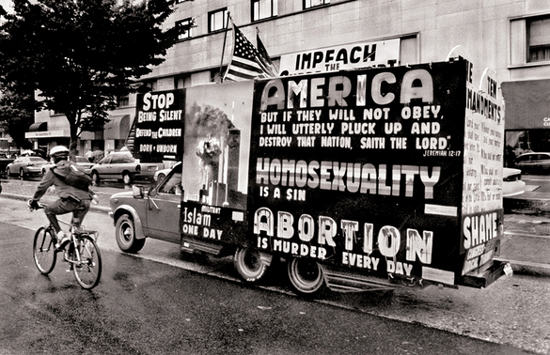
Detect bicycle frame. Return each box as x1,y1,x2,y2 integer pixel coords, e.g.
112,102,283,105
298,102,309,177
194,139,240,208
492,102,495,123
32,204,102,289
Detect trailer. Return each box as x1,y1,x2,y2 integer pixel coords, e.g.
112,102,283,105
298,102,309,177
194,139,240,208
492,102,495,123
109,57,511,296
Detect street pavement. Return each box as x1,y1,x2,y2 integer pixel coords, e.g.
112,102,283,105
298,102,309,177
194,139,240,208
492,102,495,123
2,174,550,278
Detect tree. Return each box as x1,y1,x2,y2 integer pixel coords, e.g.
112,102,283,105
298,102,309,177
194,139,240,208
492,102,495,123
0,83,35,149
0,0,188,153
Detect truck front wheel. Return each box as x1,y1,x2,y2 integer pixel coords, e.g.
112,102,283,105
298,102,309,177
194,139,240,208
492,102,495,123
287,257,326,297
115,214,145,253
234,247,268,283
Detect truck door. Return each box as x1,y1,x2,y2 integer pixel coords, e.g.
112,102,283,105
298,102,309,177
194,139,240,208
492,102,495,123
145,164,182,243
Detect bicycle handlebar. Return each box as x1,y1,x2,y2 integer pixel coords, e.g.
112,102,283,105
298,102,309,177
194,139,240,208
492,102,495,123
27,199,45,211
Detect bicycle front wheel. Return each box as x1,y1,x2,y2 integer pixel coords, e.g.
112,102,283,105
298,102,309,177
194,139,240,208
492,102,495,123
72,235,102,289
33,227,57,275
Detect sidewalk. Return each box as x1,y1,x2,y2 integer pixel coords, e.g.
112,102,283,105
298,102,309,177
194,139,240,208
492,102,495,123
2,175,550,278
499,174,550,277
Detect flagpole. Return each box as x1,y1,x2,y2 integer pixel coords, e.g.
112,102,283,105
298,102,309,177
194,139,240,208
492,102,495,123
219,12,232,83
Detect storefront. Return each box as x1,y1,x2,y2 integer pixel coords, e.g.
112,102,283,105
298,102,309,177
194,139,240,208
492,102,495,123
25,120,70,155
501,79,550,166
26,113,133,158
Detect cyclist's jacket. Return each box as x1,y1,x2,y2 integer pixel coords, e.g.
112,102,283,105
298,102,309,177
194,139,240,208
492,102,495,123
32,160,93,202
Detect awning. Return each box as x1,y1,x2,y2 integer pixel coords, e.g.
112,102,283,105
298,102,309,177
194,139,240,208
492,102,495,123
501,80,550,130
104,114,131,140
25,129,67,139
28,121,48,132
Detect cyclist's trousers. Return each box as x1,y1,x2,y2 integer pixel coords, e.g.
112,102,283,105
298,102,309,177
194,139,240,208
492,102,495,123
45,197,91,234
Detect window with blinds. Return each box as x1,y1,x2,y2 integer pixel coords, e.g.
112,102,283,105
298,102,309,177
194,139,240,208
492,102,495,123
528,17,550,62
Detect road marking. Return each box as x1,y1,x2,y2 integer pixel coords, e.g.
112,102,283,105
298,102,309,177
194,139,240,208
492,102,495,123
504,231,550,239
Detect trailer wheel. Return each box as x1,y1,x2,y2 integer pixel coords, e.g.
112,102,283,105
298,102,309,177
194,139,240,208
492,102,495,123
115,214,145,253
287,257,326,296
233,247,268,283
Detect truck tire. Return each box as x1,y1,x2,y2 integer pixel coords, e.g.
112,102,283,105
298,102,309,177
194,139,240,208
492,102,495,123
233,247,268,283
115,214,145,253
287,257,326,297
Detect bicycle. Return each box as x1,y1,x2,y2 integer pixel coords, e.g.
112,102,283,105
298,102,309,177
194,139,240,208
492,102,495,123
30,202,102,289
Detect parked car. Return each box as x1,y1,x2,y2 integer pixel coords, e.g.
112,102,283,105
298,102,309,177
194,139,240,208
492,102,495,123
503,167,526,198
0,153,14,176
6,156,49,178
153,168,172,183
514,152,550,174
90,151,163,185
41,155,95,175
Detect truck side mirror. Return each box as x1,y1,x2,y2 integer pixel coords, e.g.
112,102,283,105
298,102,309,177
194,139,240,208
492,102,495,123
148,185,157,197
132,185,144,199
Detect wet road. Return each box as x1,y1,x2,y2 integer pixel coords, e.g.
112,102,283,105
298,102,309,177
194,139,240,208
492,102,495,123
0,213,531,355
0,197,547,354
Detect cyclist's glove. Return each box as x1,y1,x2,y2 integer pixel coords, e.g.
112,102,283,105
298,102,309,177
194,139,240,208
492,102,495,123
28,199,40,211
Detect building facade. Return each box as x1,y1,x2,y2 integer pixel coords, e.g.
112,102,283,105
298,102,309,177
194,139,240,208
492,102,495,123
26,0,550,163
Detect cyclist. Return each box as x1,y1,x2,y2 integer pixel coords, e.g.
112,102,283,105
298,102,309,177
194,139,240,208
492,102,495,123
28,145,94,249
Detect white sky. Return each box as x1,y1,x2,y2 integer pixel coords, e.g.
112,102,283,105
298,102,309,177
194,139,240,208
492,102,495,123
0,0,13,13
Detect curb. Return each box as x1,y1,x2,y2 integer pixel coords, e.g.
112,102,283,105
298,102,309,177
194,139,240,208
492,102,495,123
505,196,550,214
494,257,550,278
0,192,112,214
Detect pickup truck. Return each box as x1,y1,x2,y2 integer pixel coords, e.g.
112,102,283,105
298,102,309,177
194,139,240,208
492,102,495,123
0,153,14,176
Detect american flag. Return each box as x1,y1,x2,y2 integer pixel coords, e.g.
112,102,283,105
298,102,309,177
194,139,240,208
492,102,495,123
224,23,276,82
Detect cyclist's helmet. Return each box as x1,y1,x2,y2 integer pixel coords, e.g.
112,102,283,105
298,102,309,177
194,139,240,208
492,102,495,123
50,145,69,163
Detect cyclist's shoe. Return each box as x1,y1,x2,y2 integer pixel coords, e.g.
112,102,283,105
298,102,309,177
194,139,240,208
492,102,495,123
55,232,71,251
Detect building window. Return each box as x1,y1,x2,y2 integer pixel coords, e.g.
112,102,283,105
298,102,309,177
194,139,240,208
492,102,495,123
144,80,157,92
209,9,228,33
176,18,193,40
174,75,191,89
528,16,550,63
303,0,329,10
252,0,278,21
117,95,129,107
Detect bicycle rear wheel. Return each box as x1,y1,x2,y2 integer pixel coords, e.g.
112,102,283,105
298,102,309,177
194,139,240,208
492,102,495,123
33,227,57,275
72,235,102,289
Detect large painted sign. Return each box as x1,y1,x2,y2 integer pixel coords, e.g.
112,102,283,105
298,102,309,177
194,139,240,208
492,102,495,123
134,90,185,162
461,63,505,275
249,59,504,285
138,59,505,288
